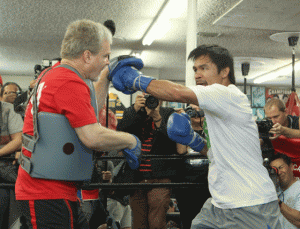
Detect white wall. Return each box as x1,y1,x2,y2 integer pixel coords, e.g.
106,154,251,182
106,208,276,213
1,75,33,91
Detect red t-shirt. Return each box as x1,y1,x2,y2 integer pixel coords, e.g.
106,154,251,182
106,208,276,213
15,63,97,201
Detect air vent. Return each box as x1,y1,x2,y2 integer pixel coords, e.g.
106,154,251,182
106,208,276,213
197,32,222,38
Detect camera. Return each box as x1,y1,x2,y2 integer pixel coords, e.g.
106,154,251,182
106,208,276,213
184,106,204,118
144,95,159,110
256,119,273,135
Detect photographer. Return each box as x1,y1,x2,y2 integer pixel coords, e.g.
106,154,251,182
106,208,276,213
1,82,22,104
263,98,300,178
265,98,300,140
0,100,23,227
270,153,300,229
117,93,183,229
173,104,210,229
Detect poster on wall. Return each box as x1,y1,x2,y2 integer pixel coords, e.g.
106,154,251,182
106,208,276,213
252,86,265,108
108,92,126,120
252,108,265,121
265,88,291,105
167,102,184,109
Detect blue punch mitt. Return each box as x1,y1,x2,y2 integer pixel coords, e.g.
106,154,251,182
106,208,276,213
167,113,206,152
108,55,144,81
122,135,141,169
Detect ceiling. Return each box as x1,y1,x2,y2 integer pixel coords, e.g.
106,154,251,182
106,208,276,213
0,0,300,88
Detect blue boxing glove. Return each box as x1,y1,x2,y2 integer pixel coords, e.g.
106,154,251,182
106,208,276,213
108,56,155,94
111,66,154,94
122,135,141,169
167,113,206,152
108,55,144,81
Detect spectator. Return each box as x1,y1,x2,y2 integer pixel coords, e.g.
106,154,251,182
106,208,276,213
270,153,300,228
264,98,300,140
0,100,23,227
78,159,113,229
1,82,22,104
263,98,300,177
117,94,184,229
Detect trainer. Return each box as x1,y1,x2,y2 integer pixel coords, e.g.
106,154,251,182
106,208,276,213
15,19,140,228
108,45,281,229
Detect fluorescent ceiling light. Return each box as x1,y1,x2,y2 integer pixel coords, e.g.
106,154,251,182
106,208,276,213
213,0,244,25
253,61,300,84
142,0,187,46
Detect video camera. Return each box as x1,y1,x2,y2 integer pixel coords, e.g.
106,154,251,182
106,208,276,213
184,106,205,119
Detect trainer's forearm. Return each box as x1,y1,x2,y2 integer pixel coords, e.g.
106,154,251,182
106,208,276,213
75,123,136,152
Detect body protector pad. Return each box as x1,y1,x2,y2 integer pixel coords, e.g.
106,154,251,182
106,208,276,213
20,64,97,181
108,55,144,81
22,112,94,181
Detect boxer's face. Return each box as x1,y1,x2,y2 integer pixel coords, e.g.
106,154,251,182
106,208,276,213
193,55,229,86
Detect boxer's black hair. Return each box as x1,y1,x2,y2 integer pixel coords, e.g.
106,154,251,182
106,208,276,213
188,45,235,85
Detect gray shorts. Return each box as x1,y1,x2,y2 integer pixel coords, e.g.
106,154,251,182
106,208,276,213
191,198,282,229
107,198,132,228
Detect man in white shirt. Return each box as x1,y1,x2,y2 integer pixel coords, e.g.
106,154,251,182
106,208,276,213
270,153,300,229
108,44,282,228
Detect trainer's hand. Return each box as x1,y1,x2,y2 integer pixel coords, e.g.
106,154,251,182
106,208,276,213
167,113,206,152
134,94,146,112
122,135,141,169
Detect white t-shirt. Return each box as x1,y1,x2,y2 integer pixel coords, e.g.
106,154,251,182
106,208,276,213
278,180,300,229
189,84,277,209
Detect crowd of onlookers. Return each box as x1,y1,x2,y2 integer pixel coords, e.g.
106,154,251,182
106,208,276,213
1,67,300,229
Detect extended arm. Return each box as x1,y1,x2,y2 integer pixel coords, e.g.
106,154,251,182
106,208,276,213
106,57,199,106
147,80,199,106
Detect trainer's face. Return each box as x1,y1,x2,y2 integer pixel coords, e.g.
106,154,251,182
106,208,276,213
89,39,111,81
270,158,294,189
193,55,228,86
265,105,288,126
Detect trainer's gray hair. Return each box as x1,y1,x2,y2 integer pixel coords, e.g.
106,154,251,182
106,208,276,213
61,19,112,59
